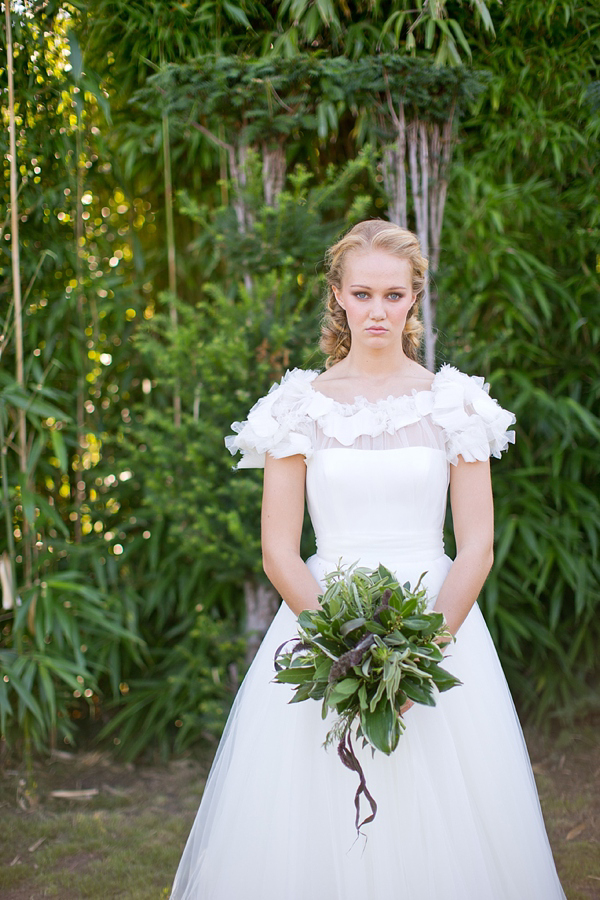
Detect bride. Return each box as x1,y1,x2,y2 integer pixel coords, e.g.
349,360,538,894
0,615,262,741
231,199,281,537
170,220,565,899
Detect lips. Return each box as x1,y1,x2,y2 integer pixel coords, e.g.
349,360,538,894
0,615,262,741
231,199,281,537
366,327,387,333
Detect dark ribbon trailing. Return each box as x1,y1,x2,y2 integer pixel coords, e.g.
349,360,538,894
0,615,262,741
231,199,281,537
275,637,378,833
274,590,394,835
337,729,378,835
273,638,310,671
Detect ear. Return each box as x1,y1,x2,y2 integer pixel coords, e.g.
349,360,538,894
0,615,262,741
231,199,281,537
333,288,345,311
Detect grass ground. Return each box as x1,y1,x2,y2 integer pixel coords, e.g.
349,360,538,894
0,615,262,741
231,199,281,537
0,726,598,899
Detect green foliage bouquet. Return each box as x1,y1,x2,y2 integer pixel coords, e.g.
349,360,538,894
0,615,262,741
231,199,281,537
274,563,462,831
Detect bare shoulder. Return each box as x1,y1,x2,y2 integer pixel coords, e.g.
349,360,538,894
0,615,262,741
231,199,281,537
403,361,435,391
311,360,348,388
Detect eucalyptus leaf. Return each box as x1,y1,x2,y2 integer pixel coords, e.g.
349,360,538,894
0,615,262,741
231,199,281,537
340,617,367,636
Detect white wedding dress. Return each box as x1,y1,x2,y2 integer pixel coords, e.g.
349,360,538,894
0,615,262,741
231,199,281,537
170,365,565,900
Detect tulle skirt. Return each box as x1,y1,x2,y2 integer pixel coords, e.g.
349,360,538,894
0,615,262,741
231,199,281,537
170,555,565,900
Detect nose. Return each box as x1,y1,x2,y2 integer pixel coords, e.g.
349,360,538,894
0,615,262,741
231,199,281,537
369,296,386,320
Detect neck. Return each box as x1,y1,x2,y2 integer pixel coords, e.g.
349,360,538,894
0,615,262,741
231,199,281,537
342,346,411,379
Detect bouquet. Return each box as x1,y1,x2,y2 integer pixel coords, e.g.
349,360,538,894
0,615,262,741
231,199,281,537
274,563,462,832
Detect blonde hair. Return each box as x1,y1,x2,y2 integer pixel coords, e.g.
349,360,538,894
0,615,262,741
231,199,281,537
320,219,428,368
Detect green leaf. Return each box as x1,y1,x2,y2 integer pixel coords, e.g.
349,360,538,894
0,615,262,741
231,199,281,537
313,657,333,681
6,667,45,728
222,1,251,27
358,682,368,710
298,610,318,632
402,679,436,706
68,30,83,82
37,665,57,724
340,617,366,636
274,667,315,684
20,483,36,527
327,677,360,706
369,676,387,713
361,697,400,755
311,637,343,659
289,682,313,703
50,429,68,474
402,614,438,633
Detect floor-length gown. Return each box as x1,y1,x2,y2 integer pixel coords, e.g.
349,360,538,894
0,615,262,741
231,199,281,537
170,365,566,900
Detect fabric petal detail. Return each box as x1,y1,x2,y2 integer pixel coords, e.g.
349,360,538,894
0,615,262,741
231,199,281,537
431,365,516,465
225,364,516,469
225,369,319,468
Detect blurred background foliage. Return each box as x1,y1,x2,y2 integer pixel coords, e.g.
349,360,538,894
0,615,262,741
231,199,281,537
0,0,598,767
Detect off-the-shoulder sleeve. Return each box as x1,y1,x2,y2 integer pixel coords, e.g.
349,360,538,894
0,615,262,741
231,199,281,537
430,365,516,465
225,369,320,469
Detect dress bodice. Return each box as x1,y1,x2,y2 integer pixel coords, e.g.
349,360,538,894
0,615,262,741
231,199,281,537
225,365,516,579
306,447,448,568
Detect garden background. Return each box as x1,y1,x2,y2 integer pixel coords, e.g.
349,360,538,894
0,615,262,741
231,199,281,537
1,1,599,897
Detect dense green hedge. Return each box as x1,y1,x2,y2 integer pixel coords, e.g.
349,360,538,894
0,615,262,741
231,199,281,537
1,1,598,763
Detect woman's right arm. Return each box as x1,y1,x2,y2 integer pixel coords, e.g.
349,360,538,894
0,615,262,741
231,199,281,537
261,453,322,616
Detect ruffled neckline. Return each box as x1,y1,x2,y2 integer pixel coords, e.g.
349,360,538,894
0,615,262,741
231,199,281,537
227,363,516,467
304,368,444,414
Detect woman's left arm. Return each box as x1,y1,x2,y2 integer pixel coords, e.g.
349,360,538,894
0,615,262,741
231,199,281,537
432,457,495,635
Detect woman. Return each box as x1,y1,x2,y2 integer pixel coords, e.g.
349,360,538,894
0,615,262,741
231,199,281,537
170,220,565,899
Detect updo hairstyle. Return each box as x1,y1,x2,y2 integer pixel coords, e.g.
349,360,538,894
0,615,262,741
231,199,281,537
320,219,428,368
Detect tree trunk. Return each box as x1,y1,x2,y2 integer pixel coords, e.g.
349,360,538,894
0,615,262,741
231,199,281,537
408,118,435,370
261,140,287,208
389,108,457,371
243,580,280,663
382,98,407,230
228,141,254,294
428,110,455,276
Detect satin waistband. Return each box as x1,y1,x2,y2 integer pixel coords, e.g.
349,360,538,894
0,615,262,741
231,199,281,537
315,531,445,565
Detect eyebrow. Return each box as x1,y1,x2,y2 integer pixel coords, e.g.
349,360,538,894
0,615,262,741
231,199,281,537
350,284,407,290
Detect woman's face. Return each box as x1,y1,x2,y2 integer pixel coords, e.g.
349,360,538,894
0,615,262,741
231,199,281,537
333,250,416,351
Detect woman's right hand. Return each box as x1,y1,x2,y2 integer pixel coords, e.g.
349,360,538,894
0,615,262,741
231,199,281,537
399,699,414,716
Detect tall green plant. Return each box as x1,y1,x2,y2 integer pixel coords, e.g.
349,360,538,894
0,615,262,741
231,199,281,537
0,3,145,761
438,0,600,722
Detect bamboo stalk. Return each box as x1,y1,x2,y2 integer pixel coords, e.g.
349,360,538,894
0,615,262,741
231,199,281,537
74,125,85,543
0,415,17,585
5,4,25,475
162,110,181,427
5,1,33,579
5,0,34,797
